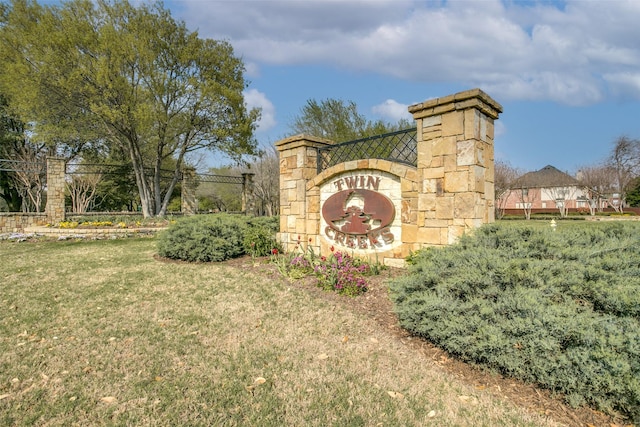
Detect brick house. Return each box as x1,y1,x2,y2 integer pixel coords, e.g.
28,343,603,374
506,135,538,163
498,165,590,217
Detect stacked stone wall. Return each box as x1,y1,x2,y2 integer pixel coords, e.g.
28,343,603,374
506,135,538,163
270,89,500,266
0,156,67,233
181,167,198,215
45,157,66,225
0,213,47,233
409,89,501,246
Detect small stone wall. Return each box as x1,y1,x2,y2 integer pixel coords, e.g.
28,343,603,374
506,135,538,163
276,88,502,266
0,213,48,233
0,157,67,233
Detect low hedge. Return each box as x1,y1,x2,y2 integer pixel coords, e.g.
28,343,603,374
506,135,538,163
157,214,248,262
390,222,640,421
157,214,280,262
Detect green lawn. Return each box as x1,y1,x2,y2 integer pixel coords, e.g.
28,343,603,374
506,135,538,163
0,238,560,426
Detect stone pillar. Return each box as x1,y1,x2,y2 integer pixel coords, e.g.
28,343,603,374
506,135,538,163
181,167,197,215
45,157,66,225
241,172,255,215
408,88,502,245
275,134,333,253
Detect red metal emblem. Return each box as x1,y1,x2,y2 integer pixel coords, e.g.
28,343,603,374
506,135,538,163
322,189,395,235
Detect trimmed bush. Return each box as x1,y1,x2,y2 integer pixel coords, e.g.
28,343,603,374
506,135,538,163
246,215,280,234
157,214,248,262
391,222,640,421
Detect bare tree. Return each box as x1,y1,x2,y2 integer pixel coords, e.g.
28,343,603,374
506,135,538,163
66,166,103,213
515,187,536,220
494,160,521,219
545,186,578,218
607,136,640,211
11,142,47,212
250,145,279,216
577,164,616,215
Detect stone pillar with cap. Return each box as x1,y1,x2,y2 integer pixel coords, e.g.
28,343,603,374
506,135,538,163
409,88,502,245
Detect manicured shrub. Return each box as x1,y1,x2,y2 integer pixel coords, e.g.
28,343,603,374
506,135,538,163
157,214,247,262
391,222,640,421
246,215,279,234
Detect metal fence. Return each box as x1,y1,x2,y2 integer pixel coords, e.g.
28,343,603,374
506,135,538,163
316,128,417,174
195,173,244,185
0,158,46,174
65,162,178,180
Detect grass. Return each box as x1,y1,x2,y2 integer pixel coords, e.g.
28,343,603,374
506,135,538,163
0,238,561,426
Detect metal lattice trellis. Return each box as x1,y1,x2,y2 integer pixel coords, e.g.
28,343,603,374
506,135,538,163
316,128,417,174
195,173,244,185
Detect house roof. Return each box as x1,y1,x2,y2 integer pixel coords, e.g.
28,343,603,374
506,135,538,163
511,165,580,189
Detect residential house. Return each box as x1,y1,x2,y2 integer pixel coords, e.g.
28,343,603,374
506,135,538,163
498,165,590,216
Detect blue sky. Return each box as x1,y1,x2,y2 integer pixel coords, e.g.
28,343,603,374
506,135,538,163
54,0,640,173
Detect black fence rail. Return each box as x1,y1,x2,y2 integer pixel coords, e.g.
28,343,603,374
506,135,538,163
316,128,417,174
0,158,46,174
66,162,179,180
65,164,245,185
66,162,130,176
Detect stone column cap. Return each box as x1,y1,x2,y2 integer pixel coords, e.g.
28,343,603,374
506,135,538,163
409,88,503,120
275,134,334,151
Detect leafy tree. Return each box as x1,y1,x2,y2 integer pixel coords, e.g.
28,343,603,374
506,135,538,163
289,98,412,143
0,96,24,211
0,0,260,217
626,177,640,207
0,94,48,212
196,166,243,213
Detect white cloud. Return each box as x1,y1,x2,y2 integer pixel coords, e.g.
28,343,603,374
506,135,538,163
243,89,276,133
177,0,640,105
603,72,640,100
371,99,412,122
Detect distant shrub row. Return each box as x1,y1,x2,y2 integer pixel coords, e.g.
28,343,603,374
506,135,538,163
390,222,640,422
156,214,280,262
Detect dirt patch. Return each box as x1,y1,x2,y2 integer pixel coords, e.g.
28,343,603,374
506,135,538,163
220,255,629,427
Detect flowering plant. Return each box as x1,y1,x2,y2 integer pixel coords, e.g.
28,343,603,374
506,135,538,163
313,251,370,296
270,241,378,296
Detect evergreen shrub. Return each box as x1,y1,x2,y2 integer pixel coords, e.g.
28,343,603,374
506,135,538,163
246,215,279,233
391,222,640,421
157,214,248,262
243,221,282,257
